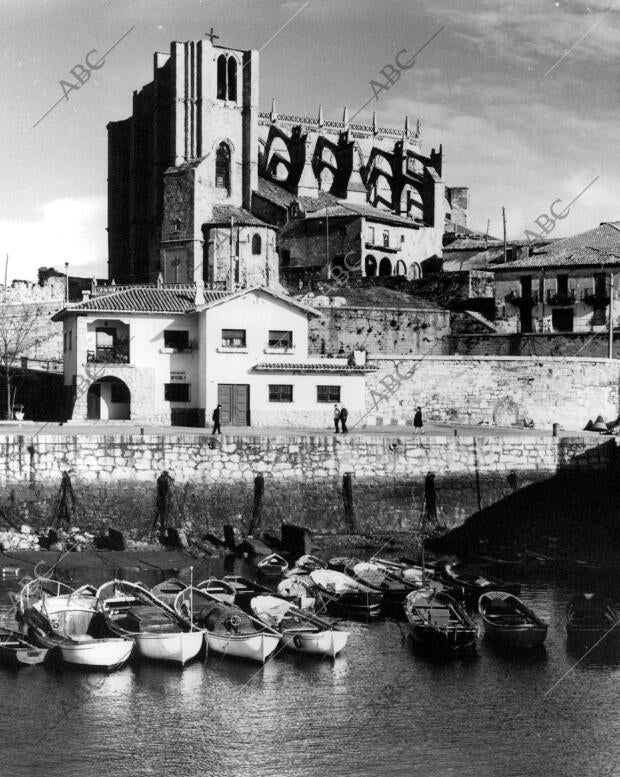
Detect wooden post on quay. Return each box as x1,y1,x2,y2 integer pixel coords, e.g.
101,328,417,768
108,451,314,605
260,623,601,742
342,472,356,533
246,473,265,537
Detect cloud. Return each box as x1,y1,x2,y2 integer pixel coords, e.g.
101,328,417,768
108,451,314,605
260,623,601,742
432,0,620,70
0,196,107,283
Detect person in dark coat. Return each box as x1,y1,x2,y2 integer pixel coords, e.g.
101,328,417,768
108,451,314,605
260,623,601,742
413,406,424,435
340,406,349,434
333,404,341,433
212,404,222,435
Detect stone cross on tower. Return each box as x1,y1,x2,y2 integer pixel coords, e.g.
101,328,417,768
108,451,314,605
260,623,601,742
205,27,219,44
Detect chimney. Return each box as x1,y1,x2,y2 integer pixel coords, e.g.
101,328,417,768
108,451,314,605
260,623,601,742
194,279,206,307
81,290,91,302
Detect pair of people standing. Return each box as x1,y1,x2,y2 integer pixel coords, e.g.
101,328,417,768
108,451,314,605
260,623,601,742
334,404,349,434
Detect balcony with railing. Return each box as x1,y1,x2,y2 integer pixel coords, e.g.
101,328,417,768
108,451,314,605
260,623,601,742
546,290,576,306
86,344,130,364
582,290,610,309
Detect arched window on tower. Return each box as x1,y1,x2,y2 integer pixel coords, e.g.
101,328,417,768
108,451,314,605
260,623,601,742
252,233,262,255
217,55,227,100
215,143,230,190
227,57,237,101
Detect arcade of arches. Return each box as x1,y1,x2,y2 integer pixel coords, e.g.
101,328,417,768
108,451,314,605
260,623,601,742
364,255,422,279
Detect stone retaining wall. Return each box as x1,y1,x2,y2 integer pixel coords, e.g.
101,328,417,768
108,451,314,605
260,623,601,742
0,433,614,535
365,356,620,430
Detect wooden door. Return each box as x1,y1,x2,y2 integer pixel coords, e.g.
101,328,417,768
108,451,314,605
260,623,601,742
218,384,250,426
86,383,101,420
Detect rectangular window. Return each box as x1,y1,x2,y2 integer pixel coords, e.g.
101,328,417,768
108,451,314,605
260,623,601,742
164,330,190,350
557,274,569,296
269,384,293,403
268,330,293,348
281,249,291,268
164,383,191,402
63,332,67,353
221,329,246,348
68,331,72,351
317,385,341,403
383,231,389,247
369,227,375,244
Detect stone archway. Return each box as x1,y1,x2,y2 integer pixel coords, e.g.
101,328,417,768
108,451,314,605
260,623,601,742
379,257,392,276
394,260,407,276
365,255,377,277
87,376,131,420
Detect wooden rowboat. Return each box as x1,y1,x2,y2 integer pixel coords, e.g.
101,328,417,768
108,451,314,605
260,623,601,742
97,580,204,665
566,593,620,642
309,569,383,620
0,628,48,666
478,591,548,649
250,595,348,659
404,589,477,653
175,587,280,663
256,553,289,577
19,578,133,671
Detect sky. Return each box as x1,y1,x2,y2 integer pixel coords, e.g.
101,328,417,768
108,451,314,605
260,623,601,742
1,0,619,282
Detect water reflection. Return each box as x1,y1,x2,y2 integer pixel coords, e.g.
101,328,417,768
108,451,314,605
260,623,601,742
2,566,620,775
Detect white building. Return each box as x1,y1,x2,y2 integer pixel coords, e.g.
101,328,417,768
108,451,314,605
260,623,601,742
53,283,373,428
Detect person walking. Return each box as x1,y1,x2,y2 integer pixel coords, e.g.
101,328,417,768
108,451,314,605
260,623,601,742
212,404,222,435
340,406,349,434
413,406,424,435
333,404,341,433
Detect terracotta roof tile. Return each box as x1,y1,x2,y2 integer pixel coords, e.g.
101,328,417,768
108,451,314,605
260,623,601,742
494,222,620,272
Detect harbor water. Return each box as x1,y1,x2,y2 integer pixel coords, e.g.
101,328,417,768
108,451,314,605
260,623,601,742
0,558,619,777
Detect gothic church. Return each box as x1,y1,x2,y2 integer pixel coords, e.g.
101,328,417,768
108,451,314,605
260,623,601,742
107,35,468,289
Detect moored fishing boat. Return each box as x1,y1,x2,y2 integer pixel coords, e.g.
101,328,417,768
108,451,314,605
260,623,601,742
443,562,521,598
175,587,280,663
309,569,383,620
221,576,274,613
150,578,187,607
294,555,327,573
276,575,316,611
19,578,133,671
478,591,548,649
566,593,620,642
372,558,437,587
404,589,477,653
97,580,204,665
250,595,348,659
0,628,48,666
256,553,289,577
196,578,236,605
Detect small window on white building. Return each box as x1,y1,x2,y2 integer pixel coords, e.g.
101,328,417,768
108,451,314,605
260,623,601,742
369,227,375,244
164,330,189,350
268,330,293,348
222,329,246,347
269,385,293,402
164,383,191,402
383,231,389,247
317,385,340,402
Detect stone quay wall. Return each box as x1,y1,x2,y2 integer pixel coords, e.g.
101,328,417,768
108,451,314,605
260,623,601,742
0,432,614,537
364,356,620,430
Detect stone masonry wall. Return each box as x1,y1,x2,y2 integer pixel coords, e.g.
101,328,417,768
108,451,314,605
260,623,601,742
308,306,450,357
0,432,614,536
364,356,620,430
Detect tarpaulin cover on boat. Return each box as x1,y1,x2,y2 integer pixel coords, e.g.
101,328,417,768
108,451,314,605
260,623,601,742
250,595,292,626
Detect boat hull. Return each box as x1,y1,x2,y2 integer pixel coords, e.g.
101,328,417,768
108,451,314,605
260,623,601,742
409,623,477,653
205,631,280,663
0,644,48,667
134,630,204,665
59,638,134,670
482,621,548,649
281,629,348,658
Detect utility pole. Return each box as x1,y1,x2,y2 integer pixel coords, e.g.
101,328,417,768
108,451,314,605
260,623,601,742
485,219,490,249
3,254,8,293
64,261,69,302
502,207,507,263
609,271,614,359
